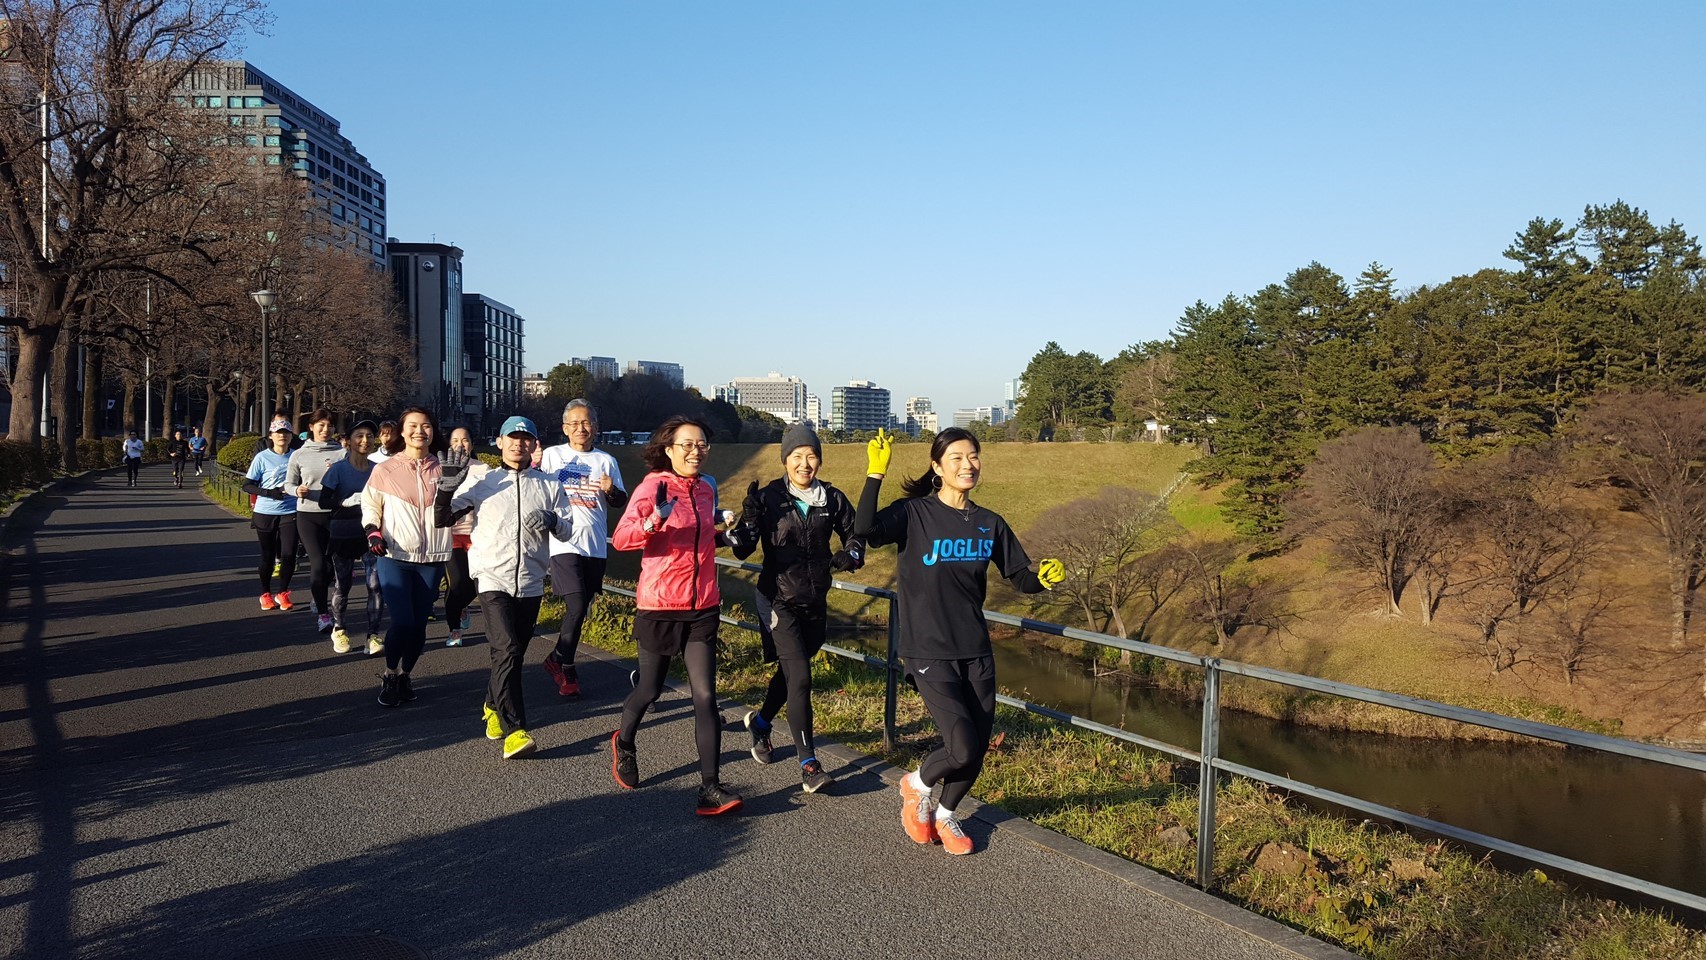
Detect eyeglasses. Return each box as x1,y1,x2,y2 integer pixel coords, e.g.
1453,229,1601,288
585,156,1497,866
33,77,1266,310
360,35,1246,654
673,441,710,453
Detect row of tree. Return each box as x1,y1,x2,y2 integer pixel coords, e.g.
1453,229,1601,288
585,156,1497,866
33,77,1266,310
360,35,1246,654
0,1,414,466
516,363,788,445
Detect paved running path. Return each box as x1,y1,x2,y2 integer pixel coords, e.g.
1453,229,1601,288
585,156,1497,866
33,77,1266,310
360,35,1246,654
0,466,1348,960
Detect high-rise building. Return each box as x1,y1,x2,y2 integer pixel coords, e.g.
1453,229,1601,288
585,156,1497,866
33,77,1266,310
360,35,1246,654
625,359,684,388
805,394,822,428
713,385,738,404
725,373,808,423
830,380,891,433
389,242,465,420
953,406,1001,429
571,356,619,381
1004,377,1025,421
904,397,934,436
184,62,387,266
461,294,525,436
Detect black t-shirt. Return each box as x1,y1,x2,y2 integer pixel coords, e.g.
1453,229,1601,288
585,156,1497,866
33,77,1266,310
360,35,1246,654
860,483,1041,660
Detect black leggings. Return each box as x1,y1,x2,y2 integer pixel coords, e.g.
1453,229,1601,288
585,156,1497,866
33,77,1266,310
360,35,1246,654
254,515,299,595
620,641,720,785
445,547,476,627
758,658,816,760
125,456,140,485
915,671,998,812
296,511,334,612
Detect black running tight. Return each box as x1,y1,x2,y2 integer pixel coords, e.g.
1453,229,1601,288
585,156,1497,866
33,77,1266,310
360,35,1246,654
915,672,998,812
758,658,816,760
620,641,720,784
255,516,299,594
444,547,476,628
295,511,334,612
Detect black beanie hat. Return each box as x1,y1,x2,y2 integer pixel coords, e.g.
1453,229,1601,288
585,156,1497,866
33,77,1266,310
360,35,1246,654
780,423,822,462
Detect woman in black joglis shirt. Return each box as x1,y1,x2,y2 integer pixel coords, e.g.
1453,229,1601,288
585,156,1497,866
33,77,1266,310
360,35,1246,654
854,427,1063,855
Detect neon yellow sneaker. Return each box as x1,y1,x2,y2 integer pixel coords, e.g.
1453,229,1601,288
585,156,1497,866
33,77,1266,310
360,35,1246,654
502,729,537,759
330,628,352,654
483,704,503,741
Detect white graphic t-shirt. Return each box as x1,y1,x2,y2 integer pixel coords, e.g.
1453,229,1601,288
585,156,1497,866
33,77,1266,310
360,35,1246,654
538,444,625,558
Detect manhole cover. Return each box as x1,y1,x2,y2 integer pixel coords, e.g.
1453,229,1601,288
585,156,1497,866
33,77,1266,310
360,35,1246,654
234,934,427,960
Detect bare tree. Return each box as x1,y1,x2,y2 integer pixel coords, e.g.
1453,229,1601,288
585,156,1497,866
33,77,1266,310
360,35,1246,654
1452,447,1600,674
0,0,267,454
1025,487,1184,638
1575,391,1706,650
1293,426,1446,617
1176,536,1295,645
1545,588,1616,686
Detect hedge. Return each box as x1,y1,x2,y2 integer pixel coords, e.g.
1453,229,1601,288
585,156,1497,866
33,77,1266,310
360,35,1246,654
0,439,54,493
217,434,262,471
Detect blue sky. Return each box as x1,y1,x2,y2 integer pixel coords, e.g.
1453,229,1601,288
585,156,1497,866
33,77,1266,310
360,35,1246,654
245,2,1705,416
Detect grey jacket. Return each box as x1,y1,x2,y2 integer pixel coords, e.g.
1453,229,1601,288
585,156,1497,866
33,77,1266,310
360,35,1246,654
286,441,347,514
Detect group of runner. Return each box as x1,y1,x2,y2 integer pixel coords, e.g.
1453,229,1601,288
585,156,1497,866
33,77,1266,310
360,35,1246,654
236,400,1063,854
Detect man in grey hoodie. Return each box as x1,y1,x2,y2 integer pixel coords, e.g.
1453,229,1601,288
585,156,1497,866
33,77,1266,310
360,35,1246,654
288,408,349,633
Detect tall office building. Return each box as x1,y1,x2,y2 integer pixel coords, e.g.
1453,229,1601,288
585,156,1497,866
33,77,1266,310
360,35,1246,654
805,394,822,428
904,397,933,436
389,242,465,419
830,380,891,433
183,62,387,265
461,294,525,436
625,360,684,388
953,406,1001,429
570,356,620,381
1004,377,1025,421
725,373,808,423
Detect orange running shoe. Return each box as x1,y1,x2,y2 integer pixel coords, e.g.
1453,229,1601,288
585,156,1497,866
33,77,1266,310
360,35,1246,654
898,773,937,845
259,593,276,611
936,813,974,855
276,590,295,611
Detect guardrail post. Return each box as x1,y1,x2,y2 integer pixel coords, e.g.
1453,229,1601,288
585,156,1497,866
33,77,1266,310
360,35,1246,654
1195,658,1221,890
883,594,899,752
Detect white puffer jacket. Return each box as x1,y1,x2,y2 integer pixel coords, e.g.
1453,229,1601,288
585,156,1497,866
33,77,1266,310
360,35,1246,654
450,465,574,597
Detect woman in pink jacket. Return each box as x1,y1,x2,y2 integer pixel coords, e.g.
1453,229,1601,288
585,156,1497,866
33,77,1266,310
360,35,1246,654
609,415,743,815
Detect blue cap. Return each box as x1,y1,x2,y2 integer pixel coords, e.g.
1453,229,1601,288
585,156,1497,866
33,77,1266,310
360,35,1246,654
499,415,539,439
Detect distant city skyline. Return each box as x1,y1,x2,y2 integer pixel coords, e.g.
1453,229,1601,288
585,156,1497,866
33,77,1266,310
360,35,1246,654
245,3,1706,416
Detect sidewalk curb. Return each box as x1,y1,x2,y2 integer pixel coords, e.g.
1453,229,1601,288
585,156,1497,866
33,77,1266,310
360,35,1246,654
572,642,1353,960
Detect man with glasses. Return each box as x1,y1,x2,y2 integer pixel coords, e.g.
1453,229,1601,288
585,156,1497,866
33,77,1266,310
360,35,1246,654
538,399,628,696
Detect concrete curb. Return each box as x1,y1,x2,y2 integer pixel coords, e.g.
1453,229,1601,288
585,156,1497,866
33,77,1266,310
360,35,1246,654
573,641,1354,960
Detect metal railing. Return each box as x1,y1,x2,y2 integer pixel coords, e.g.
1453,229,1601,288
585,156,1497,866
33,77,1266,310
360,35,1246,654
607,556,1706,913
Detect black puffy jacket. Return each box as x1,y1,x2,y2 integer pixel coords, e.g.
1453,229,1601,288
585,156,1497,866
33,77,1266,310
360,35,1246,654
731,478,863,606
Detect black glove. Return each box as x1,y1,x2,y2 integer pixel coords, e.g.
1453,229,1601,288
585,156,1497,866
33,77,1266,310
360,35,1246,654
831,542,863,572
742,480,763,520
646,479,675,531
438,447,470,493
365,525,387,557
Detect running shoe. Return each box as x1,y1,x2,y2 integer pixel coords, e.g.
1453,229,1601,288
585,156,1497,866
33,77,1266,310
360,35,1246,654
801,759,833,794
936,813,974,855
460,609,472,631
744,711,774,764
502,729,538,759
366,635,384,656
272,559,282,578
898,773,937,844
695,782,744,816
611,732,638,789
259,592,276,611
483,704,503,741
330,628,352,654
446,629,463,647
276,591,295,611
563,663,580,697
316,613,334,633
397,673,416,703
542,654,576,697
378,674,401,707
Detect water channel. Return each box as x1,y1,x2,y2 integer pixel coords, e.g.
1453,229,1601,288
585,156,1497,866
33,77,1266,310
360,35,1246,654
838,626,1706,901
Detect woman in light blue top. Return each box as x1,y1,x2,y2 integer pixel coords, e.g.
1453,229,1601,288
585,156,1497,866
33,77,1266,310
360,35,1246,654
242,423,301,611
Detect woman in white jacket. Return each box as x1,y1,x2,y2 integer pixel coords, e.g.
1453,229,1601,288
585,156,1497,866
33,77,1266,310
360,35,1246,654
361,407,451,707
435,415,574,758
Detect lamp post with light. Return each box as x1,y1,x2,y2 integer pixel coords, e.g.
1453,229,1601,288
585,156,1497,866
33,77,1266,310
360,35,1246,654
250,289,278,433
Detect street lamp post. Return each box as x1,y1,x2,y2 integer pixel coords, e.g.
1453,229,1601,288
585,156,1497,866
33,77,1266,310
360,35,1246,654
250,290,278,433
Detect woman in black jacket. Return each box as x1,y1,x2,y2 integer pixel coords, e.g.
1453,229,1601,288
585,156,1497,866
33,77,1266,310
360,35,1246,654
729,424,864,794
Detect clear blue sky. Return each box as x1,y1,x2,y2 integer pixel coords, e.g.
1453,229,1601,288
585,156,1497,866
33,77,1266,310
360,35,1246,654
245,1,1705,417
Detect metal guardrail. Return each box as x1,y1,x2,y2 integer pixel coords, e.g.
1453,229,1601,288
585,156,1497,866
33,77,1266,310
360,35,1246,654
601,556,1706,912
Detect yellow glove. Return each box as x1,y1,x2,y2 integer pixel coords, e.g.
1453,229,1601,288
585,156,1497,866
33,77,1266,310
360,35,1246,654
866,427,893,477
1037,558,1064,590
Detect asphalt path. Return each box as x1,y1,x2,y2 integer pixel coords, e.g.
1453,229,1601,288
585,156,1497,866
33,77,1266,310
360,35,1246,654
0,465,1349,960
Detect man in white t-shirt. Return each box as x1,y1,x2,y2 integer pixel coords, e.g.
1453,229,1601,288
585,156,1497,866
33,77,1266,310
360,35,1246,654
538,399,627,696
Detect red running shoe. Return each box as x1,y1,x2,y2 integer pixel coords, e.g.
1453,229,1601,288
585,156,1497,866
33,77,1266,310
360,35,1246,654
259,593,276,611
543,654,579,697
275,590,295,611
611,731,638,790
899,773,937,845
